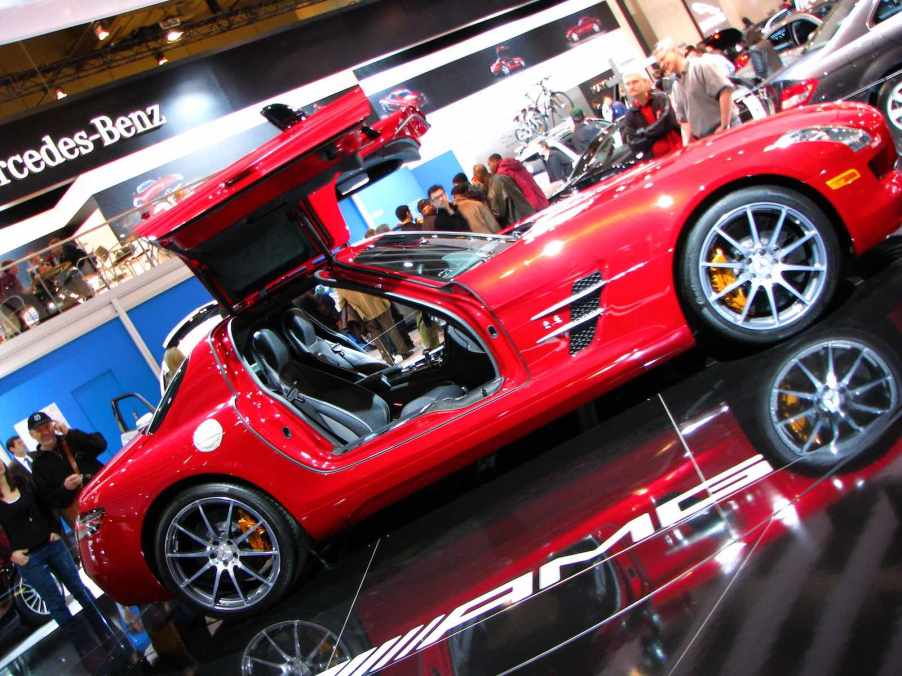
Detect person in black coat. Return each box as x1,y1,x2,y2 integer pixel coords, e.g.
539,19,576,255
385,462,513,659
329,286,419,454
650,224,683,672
27,411,106,526
621,72,683,159
0,460,111,635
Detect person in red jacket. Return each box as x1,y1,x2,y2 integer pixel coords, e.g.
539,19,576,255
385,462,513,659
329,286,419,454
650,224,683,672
488,153,549,211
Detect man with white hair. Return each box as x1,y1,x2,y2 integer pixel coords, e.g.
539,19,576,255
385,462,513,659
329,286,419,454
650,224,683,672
621,71,682,158
653,40,737,143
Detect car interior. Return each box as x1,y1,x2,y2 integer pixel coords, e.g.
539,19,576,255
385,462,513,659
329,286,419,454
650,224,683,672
231,286,500,451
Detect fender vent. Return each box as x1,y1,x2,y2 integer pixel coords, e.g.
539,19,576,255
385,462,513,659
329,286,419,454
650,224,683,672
570,272,603,355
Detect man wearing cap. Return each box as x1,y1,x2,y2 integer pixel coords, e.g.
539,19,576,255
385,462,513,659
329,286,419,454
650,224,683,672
28,412,106,525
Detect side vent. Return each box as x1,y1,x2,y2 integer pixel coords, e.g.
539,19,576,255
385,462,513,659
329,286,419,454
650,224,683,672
532,270,606,354
569,272,603,355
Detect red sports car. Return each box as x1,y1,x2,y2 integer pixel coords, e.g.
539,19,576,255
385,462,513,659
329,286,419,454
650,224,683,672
378,88,428,113
565,15,602,42
75,86,901,619
490,54,525,77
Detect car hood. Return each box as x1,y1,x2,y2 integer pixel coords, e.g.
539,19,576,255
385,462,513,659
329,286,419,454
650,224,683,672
137,87,428,312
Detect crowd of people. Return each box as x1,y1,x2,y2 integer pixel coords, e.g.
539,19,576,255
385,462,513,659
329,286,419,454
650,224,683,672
1,237,97,336
365,152,550,240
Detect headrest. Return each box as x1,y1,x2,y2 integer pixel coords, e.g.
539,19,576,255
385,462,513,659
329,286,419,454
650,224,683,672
251,329,292,377
284,309,317,348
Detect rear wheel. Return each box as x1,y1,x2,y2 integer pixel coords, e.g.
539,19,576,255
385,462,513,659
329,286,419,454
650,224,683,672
155,483,302,618
680,186,841,344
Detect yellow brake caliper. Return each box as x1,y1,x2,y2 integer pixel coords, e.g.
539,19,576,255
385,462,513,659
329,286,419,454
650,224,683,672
236,510,270,551
708,248,747,312
779,393,812,444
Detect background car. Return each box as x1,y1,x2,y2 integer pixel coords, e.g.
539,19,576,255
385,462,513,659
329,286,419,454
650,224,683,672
131,174,184,208
765,12,821,59
491,54,526,77
378,88,427,113
767,0,902,143
565,16,602,42
516,117,610,192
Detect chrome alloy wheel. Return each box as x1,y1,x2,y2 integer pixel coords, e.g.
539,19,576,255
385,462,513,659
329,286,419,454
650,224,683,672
241,620,351,675
16,578,50,617
163,497,281,613
886,80,902,131
699,203,829,331
770,339,898,458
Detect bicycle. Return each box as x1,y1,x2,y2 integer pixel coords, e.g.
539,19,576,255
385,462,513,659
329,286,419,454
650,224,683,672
513,77,574,142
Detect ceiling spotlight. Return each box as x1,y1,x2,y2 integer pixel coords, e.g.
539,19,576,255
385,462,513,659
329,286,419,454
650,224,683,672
156,53,168,66
94,22,110,41
165,28,184,42
55,88,67,100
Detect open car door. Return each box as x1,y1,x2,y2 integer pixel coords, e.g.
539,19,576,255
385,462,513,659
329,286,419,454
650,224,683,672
137,87,428,312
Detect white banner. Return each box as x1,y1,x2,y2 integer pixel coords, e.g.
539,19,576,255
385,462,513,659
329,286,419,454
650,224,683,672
0,0,167,45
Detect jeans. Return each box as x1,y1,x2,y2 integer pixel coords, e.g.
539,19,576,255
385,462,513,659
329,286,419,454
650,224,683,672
17,539,108,631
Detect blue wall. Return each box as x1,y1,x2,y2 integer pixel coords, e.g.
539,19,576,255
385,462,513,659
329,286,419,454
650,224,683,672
336,150,466,239
0,277,212,460
411,151,465,198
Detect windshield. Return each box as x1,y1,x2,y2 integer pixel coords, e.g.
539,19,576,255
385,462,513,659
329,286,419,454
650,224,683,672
350,233,514,281
806,0,855,50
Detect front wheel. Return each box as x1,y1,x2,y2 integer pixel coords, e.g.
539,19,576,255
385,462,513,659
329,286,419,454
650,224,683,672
758,333,900,469
679,186,841,345
154,483,302,618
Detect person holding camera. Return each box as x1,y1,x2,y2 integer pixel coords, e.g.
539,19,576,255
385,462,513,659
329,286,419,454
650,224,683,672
28,411,106,526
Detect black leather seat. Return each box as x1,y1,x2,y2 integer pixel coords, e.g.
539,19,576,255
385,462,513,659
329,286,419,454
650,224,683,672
250,329,467,443
251,329,390,443
283,309,384,375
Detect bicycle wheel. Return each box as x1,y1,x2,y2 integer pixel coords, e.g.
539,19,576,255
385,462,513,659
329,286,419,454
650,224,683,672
548,92,574,125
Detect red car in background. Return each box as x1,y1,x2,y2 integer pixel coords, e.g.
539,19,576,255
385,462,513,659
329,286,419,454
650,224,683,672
565,15,602,42
379,88,428,113
132,174,184,208
75,85,901,620
490,47,525,77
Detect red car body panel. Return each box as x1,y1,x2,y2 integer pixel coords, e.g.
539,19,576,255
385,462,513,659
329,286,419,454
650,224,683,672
77,86,901,607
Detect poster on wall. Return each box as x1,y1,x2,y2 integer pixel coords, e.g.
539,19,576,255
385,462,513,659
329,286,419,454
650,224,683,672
360,2,620,118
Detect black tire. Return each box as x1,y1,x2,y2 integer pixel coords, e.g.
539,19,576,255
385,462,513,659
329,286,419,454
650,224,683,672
679,186,841,345
753,331,901,470
154,483,302,619
876,72,902,144
14,576,56,626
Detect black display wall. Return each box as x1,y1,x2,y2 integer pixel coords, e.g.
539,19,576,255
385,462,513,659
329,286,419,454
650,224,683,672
0,0,562,208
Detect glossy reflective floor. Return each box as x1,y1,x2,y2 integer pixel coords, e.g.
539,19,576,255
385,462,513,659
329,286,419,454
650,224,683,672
4,238,902,676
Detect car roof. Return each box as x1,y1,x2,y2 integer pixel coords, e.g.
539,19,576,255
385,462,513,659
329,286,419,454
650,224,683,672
768,11,821,32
